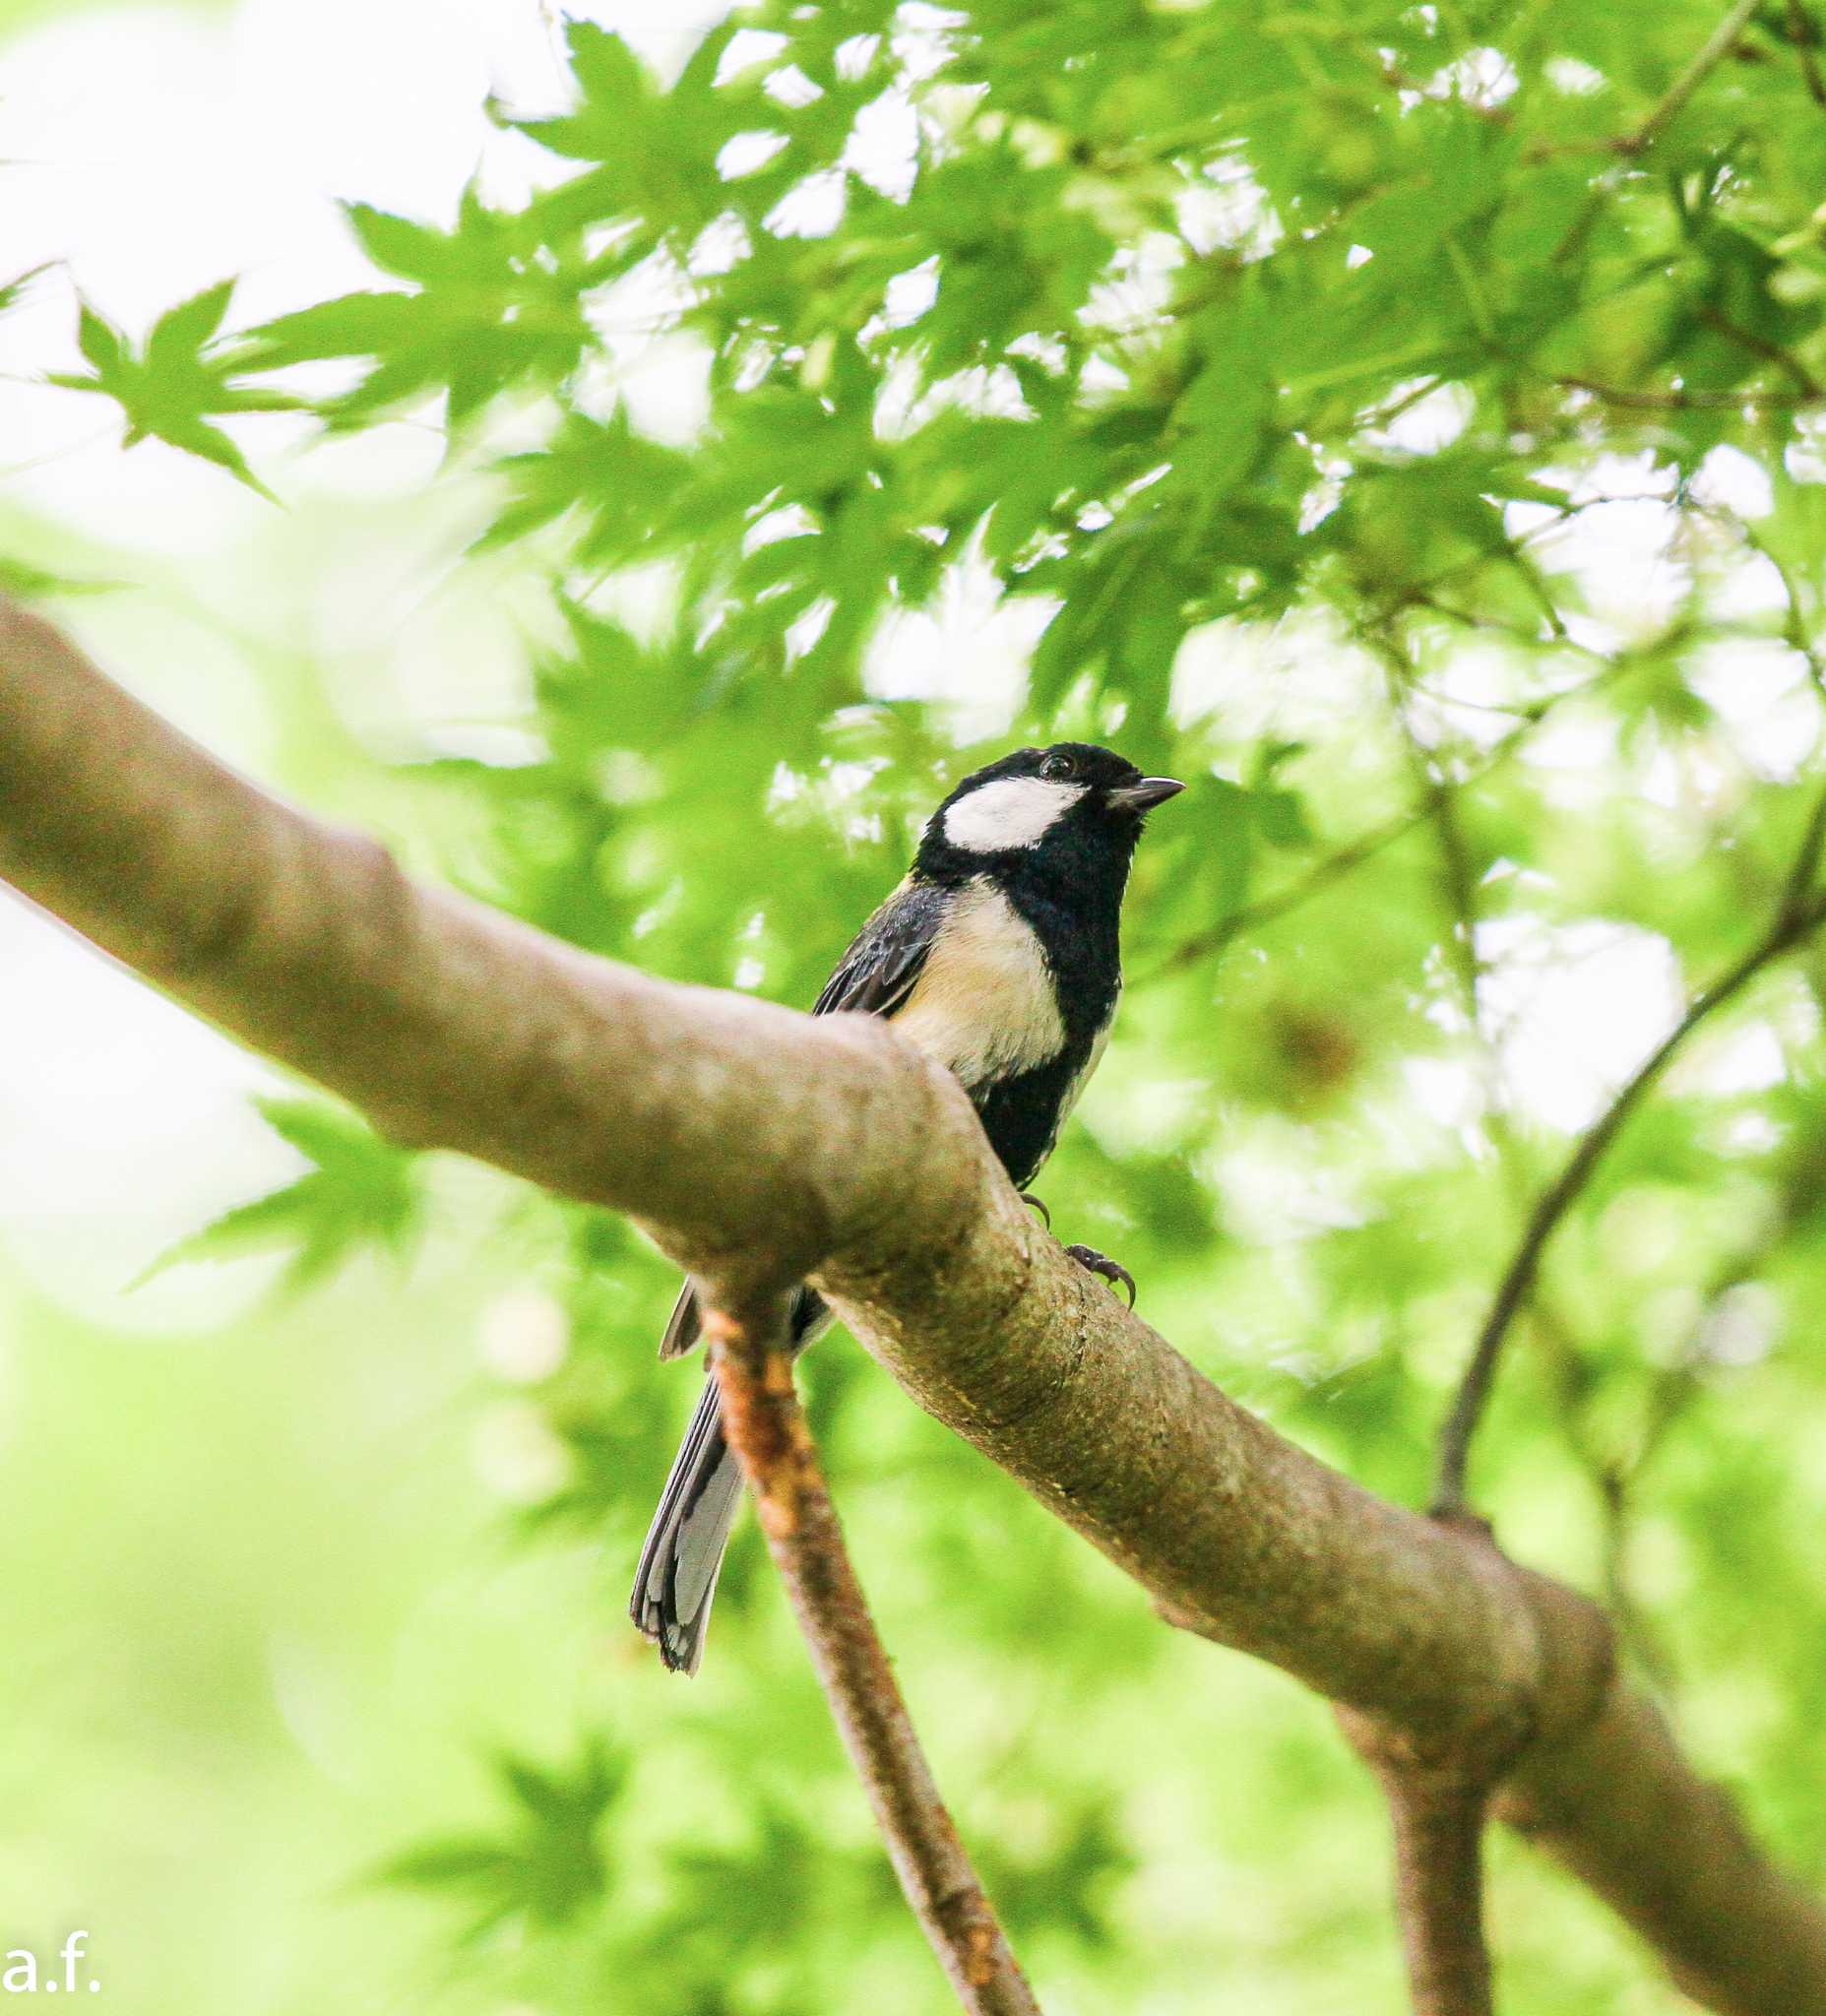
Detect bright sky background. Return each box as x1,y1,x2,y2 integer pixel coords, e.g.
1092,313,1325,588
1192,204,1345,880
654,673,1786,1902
0,0,1805,1332
0,0,726,1326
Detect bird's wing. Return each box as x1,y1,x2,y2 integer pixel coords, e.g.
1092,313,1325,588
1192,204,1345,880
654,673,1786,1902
657,881,947,1361
809,879,947,1020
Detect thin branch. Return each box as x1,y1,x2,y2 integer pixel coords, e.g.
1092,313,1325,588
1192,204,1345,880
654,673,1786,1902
703,1297,1040,2016
1380,639,1486,1017
1692,304,1826,400
1152,658,1619,982
8,603,1826,2015
1629,0,1763,151
1432,785,1826,1515
1555,374,1822,412
1787,0,1826,107
1524,0,1761,161
1147,801,1425,977
1373,1760,1494,2016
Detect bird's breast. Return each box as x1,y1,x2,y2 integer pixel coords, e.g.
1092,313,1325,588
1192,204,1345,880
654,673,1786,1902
891,880,1067,1089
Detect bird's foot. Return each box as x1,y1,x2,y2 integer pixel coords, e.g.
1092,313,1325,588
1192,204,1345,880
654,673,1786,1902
1023,1193,1051,1229
1065,1244,1136,1307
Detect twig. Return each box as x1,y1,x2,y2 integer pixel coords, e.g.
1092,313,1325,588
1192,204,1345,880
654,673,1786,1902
1156,696,1556,981
1787,0,1826,106
1628,0,1763,152
1692,304,1826,399
1383,645,1486,1016
1524,0,1762,161
1554,374,1821,411
702,1298,1042,2016
1431,789,1826,1515
1148,802,1424,977
1152,650,1624,982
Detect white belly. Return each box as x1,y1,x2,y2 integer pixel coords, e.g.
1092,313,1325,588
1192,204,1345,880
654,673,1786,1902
891,879,1067,1089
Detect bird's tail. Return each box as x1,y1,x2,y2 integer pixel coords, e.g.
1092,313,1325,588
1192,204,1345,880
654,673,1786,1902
632,1283,830,1674
629,1370,743,1676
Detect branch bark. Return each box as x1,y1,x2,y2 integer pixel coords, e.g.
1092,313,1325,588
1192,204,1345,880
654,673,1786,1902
5,601,1826,2015
702,1294,1039,2015
1344,1715,1494,2016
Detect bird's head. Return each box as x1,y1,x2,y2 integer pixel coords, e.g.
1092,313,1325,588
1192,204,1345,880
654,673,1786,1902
915,743,1184,886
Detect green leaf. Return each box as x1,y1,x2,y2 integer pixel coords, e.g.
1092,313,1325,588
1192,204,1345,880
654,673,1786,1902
147,278,237,365
342,204,465,285
138,1096,422,1291
0,555,119,599
51,286,293,498
375,1738,624,1941
0,261,52,317
76,302,124,376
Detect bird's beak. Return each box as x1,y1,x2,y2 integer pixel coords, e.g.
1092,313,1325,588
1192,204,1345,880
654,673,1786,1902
1107,777,1185,816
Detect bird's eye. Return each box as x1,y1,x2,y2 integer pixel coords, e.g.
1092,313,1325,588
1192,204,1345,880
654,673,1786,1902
1039,753,1073,783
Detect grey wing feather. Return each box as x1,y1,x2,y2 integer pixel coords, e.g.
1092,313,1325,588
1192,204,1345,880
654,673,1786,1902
628,1371,743,1675
658,1280,702,1361
658,885,946,1361
634,882,949,1673
809,882,947,1019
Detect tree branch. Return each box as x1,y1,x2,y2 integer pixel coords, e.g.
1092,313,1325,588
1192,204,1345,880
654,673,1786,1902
1554,375,1821,412
1384,1775,1491,2016
1691,304,1826,400
1152,655,1622,981
1786,0,1826,109
1338,1514,1506,2016
6,602,1826,2014
1345,1716,1495,2016
1627,0,1764,153
1526,0,1763,160
1431,783,1826,1516
702,1294,1039,2016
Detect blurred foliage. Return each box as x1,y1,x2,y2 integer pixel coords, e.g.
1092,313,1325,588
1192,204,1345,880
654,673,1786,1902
145,1096,424,1291
50,282,299,499
16,0,1826,2010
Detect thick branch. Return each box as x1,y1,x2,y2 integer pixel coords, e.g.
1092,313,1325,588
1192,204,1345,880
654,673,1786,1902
703,1296,1039,2016
6,603,1826,2015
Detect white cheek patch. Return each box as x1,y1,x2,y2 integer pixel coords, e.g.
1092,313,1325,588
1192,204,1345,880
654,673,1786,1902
942,777,1086,852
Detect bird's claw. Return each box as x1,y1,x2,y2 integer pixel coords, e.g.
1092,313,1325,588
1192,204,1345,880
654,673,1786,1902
1065,1244,1137,1307
1023,1193,1051,1229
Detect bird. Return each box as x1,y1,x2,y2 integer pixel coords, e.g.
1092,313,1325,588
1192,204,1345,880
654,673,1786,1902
629,742,1185,1673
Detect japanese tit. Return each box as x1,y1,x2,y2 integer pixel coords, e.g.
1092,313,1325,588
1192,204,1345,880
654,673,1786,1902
631,742,1185,1673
